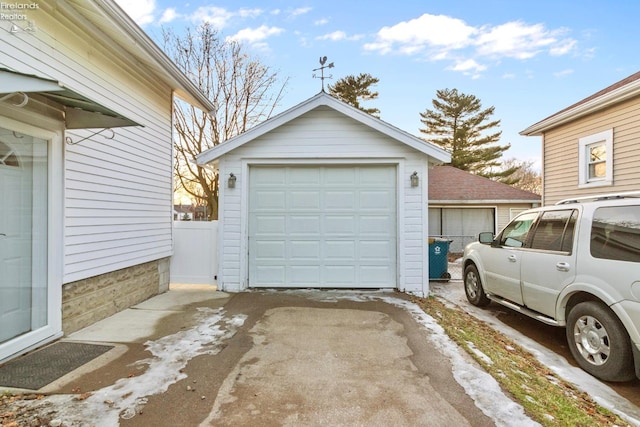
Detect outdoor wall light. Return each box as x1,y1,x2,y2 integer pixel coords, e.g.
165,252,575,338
410,171,419,187
228,173,236,188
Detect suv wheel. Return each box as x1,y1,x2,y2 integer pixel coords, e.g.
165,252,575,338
464,264,490,307
566,301,636,382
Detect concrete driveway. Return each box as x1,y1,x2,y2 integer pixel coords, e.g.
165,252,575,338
2,286,535,426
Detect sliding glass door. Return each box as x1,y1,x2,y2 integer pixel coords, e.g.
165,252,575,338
0,127,48,344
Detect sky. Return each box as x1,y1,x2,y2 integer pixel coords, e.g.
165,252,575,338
113,0,640,170
6,289,640,425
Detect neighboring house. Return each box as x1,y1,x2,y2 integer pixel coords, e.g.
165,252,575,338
521,71,640,205
173,205,208,221
196,91,451,296
428,166,541,252
0,1,215,362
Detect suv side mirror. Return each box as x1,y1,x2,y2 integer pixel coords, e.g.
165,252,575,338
478,232,494,244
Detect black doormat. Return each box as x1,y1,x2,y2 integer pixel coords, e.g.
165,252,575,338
0,342,113,390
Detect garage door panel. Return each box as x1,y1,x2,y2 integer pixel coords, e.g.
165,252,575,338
254,191,286,209
360,190,394,209
324,241,356,260
254,168,286,185
325,191,356,210
360,265,394,284
288,215,321,235
325,168,356,185
325,266,356,284
290,241,320,260
254,216,286,234
360,165,395,185
360,240,393,259
325,215,356,234
249,166,396,288
290,266,320,284
360,215,393,235
255,240,286,260
289,191,321,210
290,167,321,185
254,266,285,285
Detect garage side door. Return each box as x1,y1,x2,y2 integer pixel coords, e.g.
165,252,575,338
249,165,396,288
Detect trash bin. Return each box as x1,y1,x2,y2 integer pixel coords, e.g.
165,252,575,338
428,238,451,280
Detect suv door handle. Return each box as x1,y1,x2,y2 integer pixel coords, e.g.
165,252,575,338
556,262,570,272
507,255,517,262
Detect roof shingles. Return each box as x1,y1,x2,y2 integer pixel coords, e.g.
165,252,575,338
428,166,540,202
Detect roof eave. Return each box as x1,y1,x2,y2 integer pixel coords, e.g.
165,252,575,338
520,79,640,136
90,0,216,113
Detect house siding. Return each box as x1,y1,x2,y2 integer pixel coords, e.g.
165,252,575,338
1,6,174,283
543,96,640,205
217,107,430,294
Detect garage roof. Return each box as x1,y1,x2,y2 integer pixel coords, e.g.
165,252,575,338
429,166,541,204
196,91,452,166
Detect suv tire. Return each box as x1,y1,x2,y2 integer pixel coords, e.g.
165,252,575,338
464,264,490,307
566,301,636,382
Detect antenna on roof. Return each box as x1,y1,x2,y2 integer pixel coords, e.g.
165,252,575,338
312,56,334,92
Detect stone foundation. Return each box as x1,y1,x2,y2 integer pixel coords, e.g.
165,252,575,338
62,258,170,335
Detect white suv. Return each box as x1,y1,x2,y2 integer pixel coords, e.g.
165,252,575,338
463,192,640,382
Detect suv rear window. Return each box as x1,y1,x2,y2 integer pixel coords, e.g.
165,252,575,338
590,205,640,262
530,209,577,252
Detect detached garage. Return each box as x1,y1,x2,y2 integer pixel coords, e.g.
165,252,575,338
196,92,451,296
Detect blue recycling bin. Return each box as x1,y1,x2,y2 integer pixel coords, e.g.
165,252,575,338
429,238,451,280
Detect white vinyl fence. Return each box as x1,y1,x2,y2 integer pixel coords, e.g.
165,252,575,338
170,221,218,286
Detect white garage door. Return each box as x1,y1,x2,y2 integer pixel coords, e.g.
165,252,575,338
249,165,396,288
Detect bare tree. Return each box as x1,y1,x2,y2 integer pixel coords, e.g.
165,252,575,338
162,23,287,219
501,158,542,195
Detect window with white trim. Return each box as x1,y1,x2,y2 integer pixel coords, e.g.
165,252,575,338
578,129,613,187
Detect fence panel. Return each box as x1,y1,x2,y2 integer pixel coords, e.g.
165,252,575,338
170,221,218,285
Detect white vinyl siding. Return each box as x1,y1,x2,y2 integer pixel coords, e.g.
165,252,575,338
1,6,174,283
217,107,429,294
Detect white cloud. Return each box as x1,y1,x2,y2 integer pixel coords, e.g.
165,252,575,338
364,13,577,77
316,31,363,42
314,18,329,26
290,7,312,17
450,59,487,73
159,8,178,24
190,6,234,28
238,8,263,18
364,14,477,55
227,25,284,44
474,21,571,60
114,0,156,26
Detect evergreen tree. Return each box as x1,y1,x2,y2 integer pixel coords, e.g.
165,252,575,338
328,73,380,117
419,88,516,181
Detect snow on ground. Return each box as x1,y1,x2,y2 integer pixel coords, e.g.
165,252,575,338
429,281,640,427
5,308,246,427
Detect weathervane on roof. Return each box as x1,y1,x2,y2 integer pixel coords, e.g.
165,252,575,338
313,56,334,92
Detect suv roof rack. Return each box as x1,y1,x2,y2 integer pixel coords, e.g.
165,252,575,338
556,191,640,205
